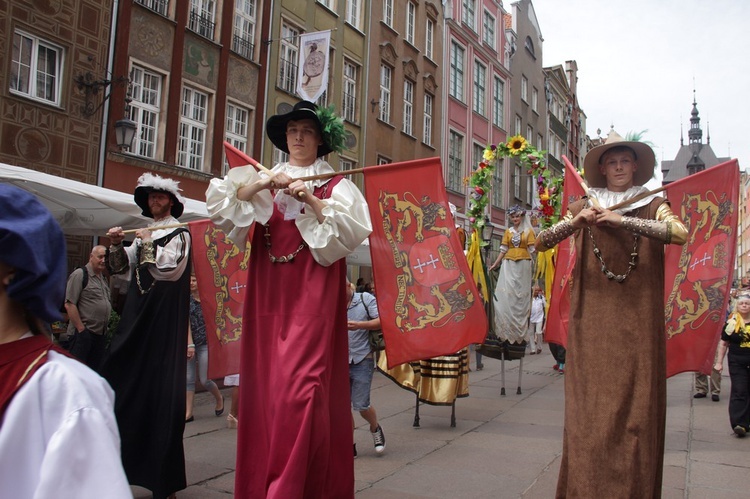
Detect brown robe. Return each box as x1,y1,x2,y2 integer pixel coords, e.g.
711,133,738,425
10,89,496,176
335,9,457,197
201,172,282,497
556,198,666,498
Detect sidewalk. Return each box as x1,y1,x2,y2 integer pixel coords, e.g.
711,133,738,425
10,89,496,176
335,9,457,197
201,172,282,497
179,350,748,498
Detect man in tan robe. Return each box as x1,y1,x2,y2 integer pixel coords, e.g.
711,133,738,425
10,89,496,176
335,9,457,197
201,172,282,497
536,131,688,498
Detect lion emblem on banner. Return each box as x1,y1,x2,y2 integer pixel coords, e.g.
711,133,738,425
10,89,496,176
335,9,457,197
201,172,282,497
378,190,474,332
201,225,251,344
665,191,734,338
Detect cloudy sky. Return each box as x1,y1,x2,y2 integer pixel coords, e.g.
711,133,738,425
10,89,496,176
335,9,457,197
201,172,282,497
531,0,749,178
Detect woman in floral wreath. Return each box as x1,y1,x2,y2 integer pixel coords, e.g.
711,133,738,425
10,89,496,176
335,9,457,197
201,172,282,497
714,292,750,437
207,100,371,498
489,205,536,347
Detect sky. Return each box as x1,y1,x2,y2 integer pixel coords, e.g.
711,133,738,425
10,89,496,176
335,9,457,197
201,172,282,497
531,0,750,181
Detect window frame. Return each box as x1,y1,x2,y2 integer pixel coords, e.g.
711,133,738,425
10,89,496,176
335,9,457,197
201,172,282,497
492,76,504,128
447,130,464,193
449,41,465,102
278,21,300,94
128,64,163,159
10,30,64,106
379,63,392,123
403,79,414,135
423,93,433,147
473,60,486,116
177,85,210,171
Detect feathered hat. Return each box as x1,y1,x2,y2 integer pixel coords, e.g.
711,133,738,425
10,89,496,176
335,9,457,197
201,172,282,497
266,100,347,158
134,173,185,218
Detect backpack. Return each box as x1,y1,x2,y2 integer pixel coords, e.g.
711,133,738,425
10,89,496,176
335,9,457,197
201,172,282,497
75,266,89,290
359,293,385,352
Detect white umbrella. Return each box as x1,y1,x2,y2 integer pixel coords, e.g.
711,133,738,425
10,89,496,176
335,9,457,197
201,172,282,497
0,163,208,237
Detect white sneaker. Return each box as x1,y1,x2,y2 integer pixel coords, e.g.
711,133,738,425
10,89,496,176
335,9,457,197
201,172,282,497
371,425,386,454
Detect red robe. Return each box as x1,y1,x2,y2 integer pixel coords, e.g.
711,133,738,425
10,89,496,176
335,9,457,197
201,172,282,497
235,178,354,498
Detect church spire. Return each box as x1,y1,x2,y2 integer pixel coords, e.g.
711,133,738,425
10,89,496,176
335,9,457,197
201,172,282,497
688,88,703,146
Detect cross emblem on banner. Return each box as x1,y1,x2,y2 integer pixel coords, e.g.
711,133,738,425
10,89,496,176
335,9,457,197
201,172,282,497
690,252,712,271
413,255,439,274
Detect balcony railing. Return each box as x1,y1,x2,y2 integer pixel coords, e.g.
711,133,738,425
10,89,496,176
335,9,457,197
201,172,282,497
188,10,216,40
135,0,169,16
232,35,255,62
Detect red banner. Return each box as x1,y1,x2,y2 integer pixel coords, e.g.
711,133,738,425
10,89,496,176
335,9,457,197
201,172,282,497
363,158,488,368
190,219,251,379
544,156,586,347
664,159,739,377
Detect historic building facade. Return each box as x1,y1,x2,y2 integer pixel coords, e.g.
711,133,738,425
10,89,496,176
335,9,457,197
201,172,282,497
444,0,511,251
103,0,264,201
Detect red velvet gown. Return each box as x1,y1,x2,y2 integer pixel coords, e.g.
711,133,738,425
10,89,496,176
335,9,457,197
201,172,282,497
235,182,354,498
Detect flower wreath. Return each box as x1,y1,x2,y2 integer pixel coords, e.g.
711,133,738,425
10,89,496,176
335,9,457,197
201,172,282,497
465,135,563,243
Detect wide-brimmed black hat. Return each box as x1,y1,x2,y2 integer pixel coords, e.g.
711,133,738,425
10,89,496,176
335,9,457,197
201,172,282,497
266,101,333,158
583,130,655,188
133,173,185,218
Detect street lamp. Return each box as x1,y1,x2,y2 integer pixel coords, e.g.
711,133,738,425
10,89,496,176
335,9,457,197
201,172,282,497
114,78,137,150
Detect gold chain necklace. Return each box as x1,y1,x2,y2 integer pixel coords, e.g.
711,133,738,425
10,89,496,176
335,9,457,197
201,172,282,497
587,227,639,283
263,224,307,263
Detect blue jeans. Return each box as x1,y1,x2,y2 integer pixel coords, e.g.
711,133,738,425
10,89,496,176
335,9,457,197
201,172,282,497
349,356,375,411
186,343,218,392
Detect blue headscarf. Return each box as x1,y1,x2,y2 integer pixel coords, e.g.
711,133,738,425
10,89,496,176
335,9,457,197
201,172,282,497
0,184,67,323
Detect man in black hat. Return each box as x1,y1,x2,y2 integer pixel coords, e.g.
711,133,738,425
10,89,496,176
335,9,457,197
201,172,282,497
536,131,688,497
207,101,371,498
0,184,130,498
102,173,191,499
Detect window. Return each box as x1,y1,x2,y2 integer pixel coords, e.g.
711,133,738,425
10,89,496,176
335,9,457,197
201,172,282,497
473,143,485,170
492,76,504,128
403,80,414,135
462,0,476,31
425,19,434,59
342,60,358,123
135,0,169,16
537,133,544,150
279,22,299,94
514,165,522,199
527,125,533,143
224,102,250,174
377,156,391,165
346,0,361,29
473,61,486,116
524,36,535,58
129,65,162,159
233,0,256,61
532,87,538,113
10,30,63,105
178,86,209,171
273,148,289,165
514,115,522,135
527,175,533,203
423,93,433,146
383,0,393,27
521,76,528,102
492,162,503,207
379,64,392,123
318,0,335,9
483,11,496,49
340,158,354,171
449,42,464,101
447,131,464,192
406,2,416,45
189,0,216,40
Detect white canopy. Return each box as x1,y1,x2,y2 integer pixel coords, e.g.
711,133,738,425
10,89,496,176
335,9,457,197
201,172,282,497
0,163,209,237
0,163,372,265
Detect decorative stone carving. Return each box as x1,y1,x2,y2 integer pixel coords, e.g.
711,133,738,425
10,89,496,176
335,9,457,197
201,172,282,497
379,43,398,66
403,60,419,81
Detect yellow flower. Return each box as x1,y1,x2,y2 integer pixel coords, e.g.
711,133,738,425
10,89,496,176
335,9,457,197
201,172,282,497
483,148,496,162
506,135,528,155
539,188,550,202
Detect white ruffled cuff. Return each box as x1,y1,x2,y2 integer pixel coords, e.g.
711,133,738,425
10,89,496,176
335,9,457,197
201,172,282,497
205,165,273,243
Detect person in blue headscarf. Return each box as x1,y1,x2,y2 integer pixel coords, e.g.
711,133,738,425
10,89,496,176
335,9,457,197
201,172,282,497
0,184,130,498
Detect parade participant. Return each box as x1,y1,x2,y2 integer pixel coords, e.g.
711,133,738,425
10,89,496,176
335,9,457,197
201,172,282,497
64,245,111,371
536,130,687,497
528,284,546,354
0,184,130,498
206,100,371,498
346,280,386,457
102,173,191,499
489,205,536,345
714,293,750,437
185,273,224,422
